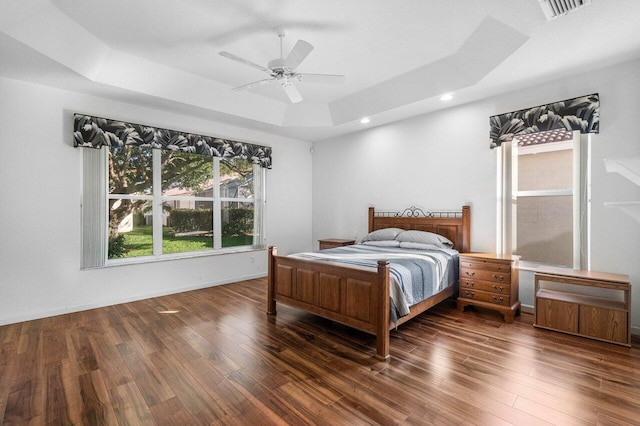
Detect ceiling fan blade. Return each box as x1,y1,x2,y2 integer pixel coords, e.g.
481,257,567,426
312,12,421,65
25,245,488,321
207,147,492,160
283,40,314,70
219,51,274,75
281,82,303,103
231,78,275,91
297,73,346,85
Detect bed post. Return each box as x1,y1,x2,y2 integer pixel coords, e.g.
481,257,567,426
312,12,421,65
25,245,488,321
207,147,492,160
267,246,277,315
461,205,471,253
376,260,390,360
368,207,375,232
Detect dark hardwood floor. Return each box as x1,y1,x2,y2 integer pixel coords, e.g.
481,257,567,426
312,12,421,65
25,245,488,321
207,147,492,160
1,278,638,425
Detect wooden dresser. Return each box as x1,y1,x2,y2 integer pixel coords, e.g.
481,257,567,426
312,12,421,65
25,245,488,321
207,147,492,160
457,253,520,323
318,238,356,250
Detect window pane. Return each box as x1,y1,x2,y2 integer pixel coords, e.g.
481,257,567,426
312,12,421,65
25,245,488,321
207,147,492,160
518,149,573,192
515,195,573,266
163,202,213,254
220,159,253,199
222,201,254,247
109,146,153,195
108,199,153,258
161,151,213,196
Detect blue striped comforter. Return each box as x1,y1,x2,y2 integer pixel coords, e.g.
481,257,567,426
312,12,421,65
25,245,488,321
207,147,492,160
289,244,459,322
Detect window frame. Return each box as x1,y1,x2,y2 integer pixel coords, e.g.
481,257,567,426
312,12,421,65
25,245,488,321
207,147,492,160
81,147,266,269
497,131,591,269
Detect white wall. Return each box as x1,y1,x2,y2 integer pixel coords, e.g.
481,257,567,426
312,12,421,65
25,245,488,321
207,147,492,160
312,58,640,334
312,105,495,247
0,76,313,325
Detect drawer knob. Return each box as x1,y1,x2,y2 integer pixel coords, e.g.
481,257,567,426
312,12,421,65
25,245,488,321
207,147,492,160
492,274,504,281
464,281,475,287
465,271,476,277
465,290,475,298
492,284,504,293
492,296,504,303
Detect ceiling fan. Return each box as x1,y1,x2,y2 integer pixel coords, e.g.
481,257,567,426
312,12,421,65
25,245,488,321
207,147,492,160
219,27,345,103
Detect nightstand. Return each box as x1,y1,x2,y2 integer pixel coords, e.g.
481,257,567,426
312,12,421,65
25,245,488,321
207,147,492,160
318,238,356,250
457,253,520,323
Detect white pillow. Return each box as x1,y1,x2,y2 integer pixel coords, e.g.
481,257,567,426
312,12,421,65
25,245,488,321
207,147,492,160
395,230,454,248
399,241,443,251
361,240,401,247
361,228,405,242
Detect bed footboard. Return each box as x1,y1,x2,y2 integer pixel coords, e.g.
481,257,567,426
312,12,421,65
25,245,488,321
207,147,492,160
267,246,391,360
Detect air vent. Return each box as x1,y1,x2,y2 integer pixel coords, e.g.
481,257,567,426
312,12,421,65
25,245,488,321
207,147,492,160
539,0,592,20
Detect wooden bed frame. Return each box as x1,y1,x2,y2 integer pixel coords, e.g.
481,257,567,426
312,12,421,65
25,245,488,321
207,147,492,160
267,205,471,360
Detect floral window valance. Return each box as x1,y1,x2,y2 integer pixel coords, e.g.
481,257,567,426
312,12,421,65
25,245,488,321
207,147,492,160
489,93,599,149
73,114,272,168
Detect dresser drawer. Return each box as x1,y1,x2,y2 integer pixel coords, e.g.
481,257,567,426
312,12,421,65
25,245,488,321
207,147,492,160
459,259,511,273
459,288,511,306
460,267,511,284
459,278,510,294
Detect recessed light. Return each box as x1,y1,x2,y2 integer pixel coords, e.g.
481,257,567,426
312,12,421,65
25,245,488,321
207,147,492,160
360,117,370,124
440,93,453,101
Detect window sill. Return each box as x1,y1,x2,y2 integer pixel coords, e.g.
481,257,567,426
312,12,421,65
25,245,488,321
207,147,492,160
516,260,574,273
84,246,266,269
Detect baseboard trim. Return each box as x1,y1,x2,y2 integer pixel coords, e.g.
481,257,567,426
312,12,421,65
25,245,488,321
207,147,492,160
521,304,534,314
0,272,267,326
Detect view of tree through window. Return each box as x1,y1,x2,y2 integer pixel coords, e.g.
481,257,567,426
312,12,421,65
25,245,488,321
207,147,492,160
107,147,259,259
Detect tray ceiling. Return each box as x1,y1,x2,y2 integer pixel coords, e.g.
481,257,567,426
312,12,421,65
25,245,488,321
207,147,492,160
1,0,640,142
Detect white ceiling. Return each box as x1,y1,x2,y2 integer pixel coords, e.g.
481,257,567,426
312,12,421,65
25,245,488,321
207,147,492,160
2,0,640,142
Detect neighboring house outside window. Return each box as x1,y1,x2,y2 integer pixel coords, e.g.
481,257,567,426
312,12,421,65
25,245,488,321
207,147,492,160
497,130,590,269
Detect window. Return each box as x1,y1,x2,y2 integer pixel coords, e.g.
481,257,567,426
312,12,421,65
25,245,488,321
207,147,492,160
497,131,590,268
82,146,265,267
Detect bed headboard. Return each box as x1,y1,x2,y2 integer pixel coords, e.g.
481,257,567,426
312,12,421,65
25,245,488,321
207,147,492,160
368,205,471,253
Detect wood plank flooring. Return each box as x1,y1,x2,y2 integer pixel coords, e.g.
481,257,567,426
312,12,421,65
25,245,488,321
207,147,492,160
1,278,638,425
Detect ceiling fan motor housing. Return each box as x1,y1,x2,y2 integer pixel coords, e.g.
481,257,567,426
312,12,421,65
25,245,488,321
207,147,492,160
267,58,291,75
